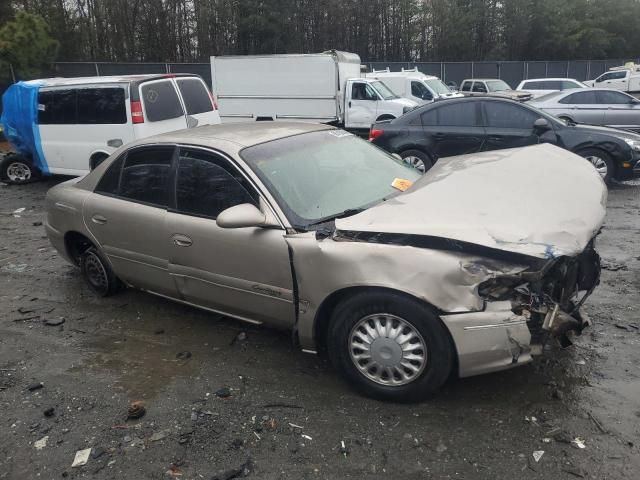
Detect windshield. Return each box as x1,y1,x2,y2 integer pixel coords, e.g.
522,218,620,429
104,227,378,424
241,130,421,229
424,79,451,95
371,80,398,100
486,80,511,92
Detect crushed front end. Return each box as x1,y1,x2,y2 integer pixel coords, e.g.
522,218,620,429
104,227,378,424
441,240,601,377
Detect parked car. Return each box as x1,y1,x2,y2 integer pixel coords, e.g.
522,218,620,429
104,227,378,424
529,88,640,133
45,122,605,401
583,63,640,93
369,96,640,184
365,67,463,104
211,51,417,131
516,78,587,99
0,74,221,184
460,78,532,102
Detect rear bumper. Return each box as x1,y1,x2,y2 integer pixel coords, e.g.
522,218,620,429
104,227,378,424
45,220,72,264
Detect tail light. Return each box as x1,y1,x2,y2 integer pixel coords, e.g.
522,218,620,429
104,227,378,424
131,100,144,124
209,91,218,110
369,128,384,142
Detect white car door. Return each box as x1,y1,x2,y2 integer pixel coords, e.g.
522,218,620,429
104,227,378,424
595,71,629,91
38,85,133,175
174,77,221,128
133,79,188,138
345,81,379,129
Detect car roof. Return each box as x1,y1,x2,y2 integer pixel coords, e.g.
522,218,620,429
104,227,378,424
24,74,200,87
462,78,506,82
520,78,581,82
138,122,336,151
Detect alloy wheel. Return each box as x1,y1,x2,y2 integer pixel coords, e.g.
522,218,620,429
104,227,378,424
7,162,32,182
585,155,608,179
403,156,426,173
349,313,427,386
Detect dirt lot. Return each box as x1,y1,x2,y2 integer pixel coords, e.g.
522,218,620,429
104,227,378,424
1,176,639,480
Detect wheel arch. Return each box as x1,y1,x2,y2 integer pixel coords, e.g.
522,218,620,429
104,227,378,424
64,231,96,266
312,286,457,365
89,151,110,170
375,114,396,122
574,145,617,177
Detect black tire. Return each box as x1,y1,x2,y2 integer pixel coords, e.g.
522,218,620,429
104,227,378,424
80,247,121,297
576,147,614,185
399,149,433,173
0,154,41,185
327,291,454,402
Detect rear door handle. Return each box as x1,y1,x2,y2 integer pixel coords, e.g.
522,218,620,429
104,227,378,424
91,215,107,225
172,234,193,247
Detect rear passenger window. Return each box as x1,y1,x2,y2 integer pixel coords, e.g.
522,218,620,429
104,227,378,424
176,79,213,115
424,102,478,126
95,154,125,195
119,147,174,207
484,102,539,129
77,88,126,124
38,90,76,124
461,81,472,92
595,91,632,104
140,81,184,122
175,149,256,219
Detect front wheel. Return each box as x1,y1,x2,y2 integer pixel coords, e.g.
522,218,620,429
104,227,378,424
0,154,40,185
576,148,614,185
399,149,433,173
327,291,454,402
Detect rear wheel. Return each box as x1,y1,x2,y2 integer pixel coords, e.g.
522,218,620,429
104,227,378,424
80,247,121,297
327,291,454,402
0,154,40,185
576,148,614,184
399,149,433,173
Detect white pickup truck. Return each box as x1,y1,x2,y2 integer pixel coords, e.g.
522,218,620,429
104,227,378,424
210,51,417,130
365,67,463,104
584,63,640,93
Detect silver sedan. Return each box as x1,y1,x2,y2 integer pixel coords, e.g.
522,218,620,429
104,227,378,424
529,88,640,133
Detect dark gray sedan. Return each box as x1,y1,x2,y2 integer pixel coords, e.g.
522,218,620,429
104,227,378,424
529,88,640,133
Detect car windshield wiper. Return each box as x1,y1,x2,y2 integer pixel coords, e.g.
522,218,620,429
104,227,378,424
306,208,365,227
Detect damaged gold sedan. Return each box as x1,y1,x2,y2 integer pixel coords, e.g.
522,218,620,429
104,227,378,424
45,123,606,401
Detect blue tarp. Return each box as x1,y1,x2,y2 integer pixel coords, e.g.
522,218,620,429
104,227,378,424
1,81,48,174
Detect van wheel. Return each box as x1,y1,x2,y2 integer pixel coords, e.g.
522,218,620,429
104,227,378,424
327,291,454,402
80,247,121,297
399,149,433,173
0,154,40,185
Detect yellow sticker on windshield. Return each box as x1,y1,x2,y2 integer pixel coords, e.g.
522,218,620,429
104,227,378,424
391,178,413,191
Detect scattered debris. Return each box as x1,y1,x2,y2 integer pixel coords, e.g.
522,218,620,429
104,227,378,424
253,431,261,440
301,434,312,441
552,430,573,444
91,447,106,459
288,423,304,429
260,403,303,409
601,261,628,272
614,323,629,331
27,382,44,391
32,221,43,227
588,412,607,434
166,464,183,477
575,359,586,366
532,450,544,462
211,458,253,480
12,207,26,217
176,351,192,360
127,401,146,420
435,441,448,453
542,438,552,443
340,440,349,457
230,331,248,346
524,416,538,423
571,437,586,449
149,431,167,442
44,317,65,326
43,407,55,417
562,465,587,477
72,448,92,467
215,387,231,398
34,436,48,450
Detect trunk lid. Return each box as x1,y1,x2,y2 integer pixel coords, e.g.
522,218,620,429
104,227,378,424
336,144,607,260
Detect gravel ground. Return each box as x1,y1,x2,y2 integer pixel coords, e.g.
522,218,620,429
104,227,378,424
0,176,639,480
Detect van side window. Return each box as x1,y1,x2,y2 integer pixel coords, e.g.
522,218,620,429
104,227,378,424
140,81,184,122
77,88,127,124
119,147,175,207
176,79,213,115
175,149,257,219
38,90,76,124
461,81,472,92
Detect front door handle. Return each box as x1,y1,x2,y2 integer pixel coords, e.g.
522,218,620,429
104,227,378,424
172,234,193,247
91,214,107,225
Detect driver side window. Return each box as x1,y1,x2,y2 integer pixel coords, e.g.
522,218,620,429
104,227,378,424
352,83,378,101
472,82,487,93
411,81,432,100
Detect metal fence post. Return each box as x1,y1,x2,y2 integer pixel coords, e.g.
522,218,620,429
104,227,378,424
94,62,99,76
471,61,474,78
545,62,548,77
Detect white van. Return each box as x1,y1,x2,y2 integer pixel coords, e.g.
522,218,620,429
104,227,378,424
211,51,417,131
365,68,464,103
1,74,220,184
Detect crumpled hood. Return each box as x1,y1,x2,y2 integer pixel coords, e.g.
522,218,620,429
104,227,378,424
336,144,607,260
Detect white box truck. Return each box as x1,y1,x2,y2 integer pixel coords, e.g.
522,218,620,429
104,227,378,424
365,67,464,103
583,63,640,93
210,51,417,130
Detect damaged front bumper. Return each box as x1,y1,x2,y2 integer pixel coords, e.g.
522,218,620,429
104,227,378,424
441,242,600,378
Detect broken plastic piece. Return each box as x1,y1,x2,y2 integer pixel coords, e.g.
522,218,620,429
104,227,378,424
391,178,413,191
571,438,586,449
71,448,92,467
532,450,544,462
127,401,146,420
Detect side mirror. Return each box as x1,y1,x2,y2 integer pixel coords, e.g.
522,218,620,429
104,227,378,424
216,203,266,229
533,118,550,131
421,92,433,101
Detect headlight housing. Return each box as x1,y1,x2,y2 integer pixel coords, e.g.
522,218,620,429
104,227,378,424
623,138,640,152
